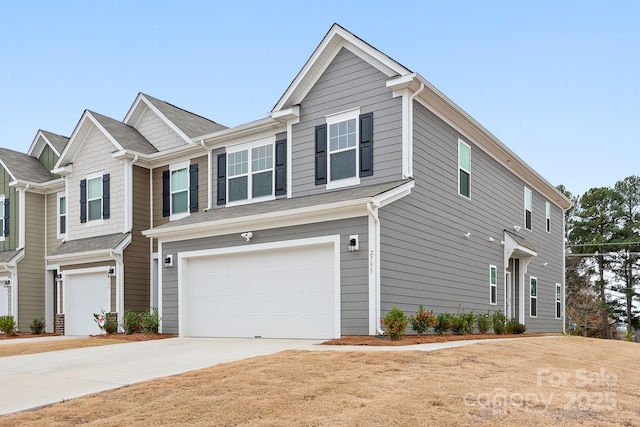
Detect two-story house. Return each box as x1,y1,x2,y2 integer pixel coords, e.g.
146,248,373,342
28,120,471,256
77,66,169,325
143,24,572,339
46,94,225,335
0,130,67,331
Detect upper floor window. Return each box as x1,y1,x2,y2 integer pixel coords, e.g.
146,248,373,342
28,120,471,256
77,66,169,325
162,161,198,220
545,202,551,233
524,187,532,230
80,173,110,224
57,193,66,239
228,143,274,203
0,195,6,242
458,139,471,198
315,109,373,190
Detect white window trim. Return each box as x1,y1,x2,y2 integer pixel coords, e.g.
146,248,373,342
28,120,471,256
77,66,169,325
170,160,190,221
0,195,5,243
458,139,471,199
489,264,497,305
555,283,562,319
545,202,551,233
226,136,276,207
57,192,67,240
524,187,532,231
530,276,537,318
326,108,361,190
86,171,104,225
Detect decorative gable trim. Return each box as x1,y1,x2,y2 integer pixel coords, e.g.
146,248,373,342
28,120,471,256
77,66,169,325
272,24,411,113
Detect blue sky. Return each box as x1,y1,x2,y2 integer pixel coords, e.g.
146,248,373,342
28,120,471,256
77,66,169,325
0,1,637,198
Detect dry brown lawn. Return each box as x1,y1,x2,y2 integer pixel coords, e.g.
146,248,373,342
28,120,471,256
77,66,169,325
1,336,638,426
0,334,176,357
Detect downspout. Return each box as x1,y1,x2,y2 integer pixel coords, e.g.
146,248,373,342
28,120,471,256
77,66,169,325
200,139,212,211
367,202,384,335
405,83,424,178
562,209,567,334
109,249,124,331
18,184,29,250
126,155,139,232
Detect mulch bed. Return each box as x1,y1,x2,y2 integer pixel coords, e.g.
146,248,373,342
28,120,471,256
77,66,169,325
0,332,176,341
322,333,549,346
0,332,59,340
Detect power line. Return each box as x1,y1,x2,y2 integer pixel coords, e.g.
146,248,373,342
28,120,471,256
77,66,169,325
567,241,640,247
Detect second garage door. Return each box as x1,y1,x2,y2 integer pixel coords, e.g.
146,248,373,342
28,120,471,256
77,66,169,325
181,240,339,339
64,270,110,336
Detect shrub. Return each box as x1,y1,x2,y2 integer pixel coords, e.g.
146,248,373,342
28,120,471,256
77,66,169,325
506,318,527,334
460,311,476,335
492,310,507,335
434,312,454,335
476,311,491,334
140,307,160,334
30,318,46,335
450,314,467,335
381,306,408,341
0,315,17,336
104,313,118,334
122,309,141,335
409,305,437,335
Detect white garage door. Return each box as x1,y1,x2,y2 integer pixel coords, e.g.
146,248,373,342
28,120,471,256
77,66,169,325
182,241,338,339
64,271,110,335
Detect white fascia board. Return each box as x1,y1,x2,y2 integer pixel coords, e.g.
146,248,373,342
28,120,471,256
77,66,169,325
0,159,17,181
123,94,145,124
46,249,113,265
372,180,415,208
195,117,282,145
51,164,73,176
54,112,91,169
144,198,371,243
270,105,300,122
8,178,65,194
114,233,133,254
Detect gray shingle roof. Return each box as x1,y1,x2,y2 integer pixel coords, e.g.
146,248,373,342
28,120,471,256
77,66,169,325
90,111,158,155
0,148,56,183
0,249,22,264
50,233,130,256
142,94,227,139
504,230,537,252
40,130,69,154
154,180,412,230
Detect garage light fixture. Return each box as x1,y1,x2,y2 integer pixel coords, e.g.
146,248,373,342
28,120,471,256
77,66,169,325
107,267,115,279
164,254,173,268
3,279,10,288
347,235,359,252
241,231,253,242
55,273,62,282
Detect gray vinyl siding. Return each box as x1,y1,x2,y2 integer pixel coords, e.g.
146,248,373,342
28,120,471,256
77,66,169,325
160,217,369,335
291,47,403,197
16,193,46,330
123,166,151,312
378,101,564,333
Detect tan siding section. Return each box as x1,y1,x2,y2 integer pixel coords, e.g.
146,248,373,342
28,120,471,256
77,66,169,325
16,193,46,330
123,165,151,312
46,192,63,255
134,106,186,151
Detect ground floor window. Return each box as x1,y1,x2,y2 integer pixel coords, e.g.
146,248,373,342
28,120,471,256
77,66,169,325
555,283,562,319
489,265,497,305
530,277,537,317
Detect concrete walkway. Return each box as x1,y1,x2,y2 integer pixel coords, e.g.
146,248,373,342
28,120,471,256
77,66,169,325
0,337,322,416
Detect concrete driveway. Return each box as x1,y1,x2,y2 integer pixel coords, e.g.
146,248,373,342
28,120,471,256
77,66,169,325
0,337,322,416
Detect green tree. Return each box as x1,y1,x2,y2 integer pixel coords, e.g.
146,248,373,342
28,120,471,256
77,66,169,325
569,187,623,338
611,176,640,334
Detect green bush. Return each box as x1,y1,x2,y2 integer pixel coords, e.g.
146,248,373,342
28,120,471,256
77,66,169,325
140,307,160,334
450,314,467,335
409,305,437,335
492,310,507,335
105,313,118,334
30,318,46,335
476,311,492,334
460,311,476,335
0,315,17,336
122,309,141,335
434,312,453,335
506,318,527,334
381,306,408,341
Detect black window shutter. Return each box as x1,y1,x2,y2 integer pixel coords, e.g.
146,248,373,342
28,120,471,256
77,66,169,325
189,163,198,213
217,154,226,205
359,112,373,177
275,139,287,195
80,179,87,223
102,174,110,219
162,170,170,217
315,124,327,185
3,198,8,236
